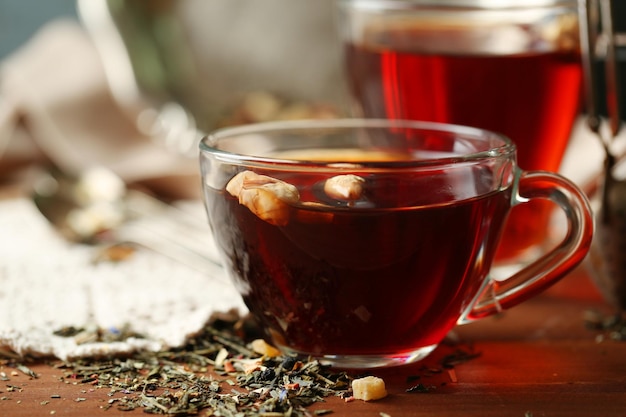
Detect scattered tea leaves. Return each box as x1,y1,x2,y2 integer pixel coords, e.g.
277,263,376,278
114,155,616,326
405,344,481,389
440,348,482,368
52,324,144,345
50,314,352,416
0,316,484,414
584,310,626,341
406,383,435,394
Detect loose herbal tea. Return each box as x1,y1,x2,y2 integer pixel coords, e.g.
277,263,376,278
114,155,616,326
584,310,626,341
50,314,354,416
0,314,481,415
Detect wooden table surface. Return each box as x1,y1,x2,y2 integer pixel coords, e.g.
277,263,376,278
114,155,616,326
1,265,625,417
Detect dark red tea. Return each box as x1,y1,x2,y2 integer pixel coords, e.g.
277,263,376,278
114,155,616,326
205,162,512,357
345,28,582,261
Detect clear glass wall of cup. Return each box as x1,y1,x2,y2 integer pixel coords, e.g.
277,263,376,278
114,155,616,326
199,118,593,368
337,0,583,271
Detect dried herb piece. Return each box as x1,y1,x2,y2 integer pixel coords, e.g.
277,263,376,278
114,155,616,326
584,310,626,341
406,383,435,393
440,348,482,368
15,364,38,379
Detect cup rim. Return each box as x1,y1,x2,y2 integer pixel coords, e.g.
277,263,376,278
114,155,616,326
199,118,516,170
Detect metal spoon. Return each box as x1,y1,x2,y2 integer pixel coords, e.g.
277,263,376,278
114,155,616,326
32,165,225,278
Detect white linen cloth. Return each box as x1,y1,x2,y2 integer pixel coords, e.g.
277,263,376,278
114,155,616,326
0,197,245,360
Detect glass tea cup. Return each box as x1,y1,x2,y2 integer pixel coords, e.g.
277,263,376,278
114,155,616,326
199,119,593,368
337,0,583,267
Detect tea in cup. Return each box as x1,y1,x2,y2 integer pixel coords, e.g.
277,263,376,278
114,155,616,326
199,119,593,368
338,0,583,265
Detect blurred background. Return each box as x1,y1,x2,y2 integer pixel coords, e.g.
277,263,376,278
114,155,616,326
0,0,348,200
1,0,625,190
0,0,78,59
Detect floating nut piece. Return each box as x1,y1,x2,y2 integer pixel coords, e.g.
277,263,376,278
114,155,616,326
324,174,365,201
226,170,299,226
352,376,388,401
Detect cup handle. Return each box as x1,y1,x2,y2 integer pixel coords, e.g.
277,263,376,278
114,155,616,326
462,170,594,322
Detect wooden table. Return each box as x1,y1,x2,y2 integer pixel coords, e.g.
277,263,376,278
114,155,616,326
1,266,625,417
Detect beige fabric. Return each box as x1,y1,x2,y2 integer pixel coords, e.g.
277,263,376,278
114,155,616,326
0,197,245,360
